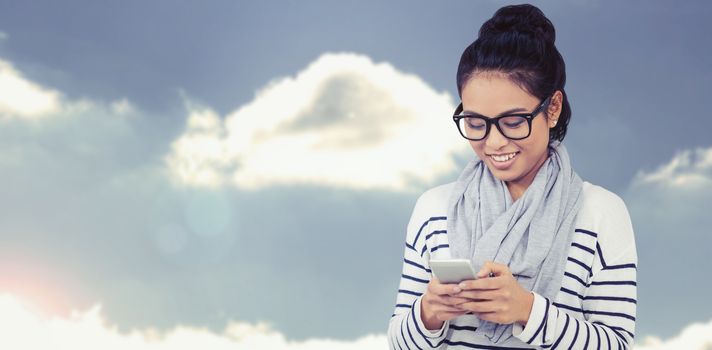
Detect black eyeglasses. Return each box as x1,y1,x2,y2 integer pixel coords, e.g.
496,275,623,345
452,95,552,141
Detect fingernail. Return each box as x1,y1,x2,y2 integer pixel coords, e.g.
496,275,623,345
453,286,461,293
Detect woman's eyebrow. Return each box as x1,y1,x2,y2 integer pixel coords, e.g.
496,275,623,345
462,107,527,118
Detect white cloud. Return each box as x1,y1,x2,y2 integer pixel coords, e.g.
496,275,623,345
624,145,712,237
631,147,712,189
0,58,63,119
166,52,467,192
111,98,136,116
636,319,712,350
0,294,387,350
0,56,136,123
0,31,8,41
4,292,712,350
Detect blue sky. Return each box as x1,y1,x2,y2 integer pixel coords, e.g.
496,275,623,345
1,0,711,348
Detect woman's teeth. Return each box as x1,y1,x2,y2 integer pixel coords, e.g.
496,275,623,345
491,152,518,162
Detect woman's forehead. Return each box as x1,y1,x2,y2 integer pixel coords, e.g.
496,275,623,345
461,75,537,113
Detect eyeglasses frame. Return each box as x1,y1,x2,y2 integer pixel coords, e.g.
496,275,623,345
452,95,552,141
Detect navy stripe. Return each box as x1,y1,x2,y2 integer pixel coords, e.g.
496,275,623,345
615,327,634,344
395,320,410,350
609,325,631,343
421,244,427,257
575,228,598,237
404,258,431,273
553,303,634,321
543,298,550,342
583,322,591,349
402,274,429,284
595,244,636,271
564,272,588,287
586,310,636,321
560,287,584,299
594,323,601,350
551,311,569,349
554,302,583,314
572,242,595,255
399,316,412,350
406,242,415,250
404,314,423,350
395,330,405,350
567,318,580,350
527,298,548,343
450,324,478,332
602,325,611,350
411,216,446,249
425,229,447,240
410,298,443,348
396,303,411,309
604,263,637,270
567,257,593,276
596,242,608,267
443,339,534,349
398,289,423,297
593,322,634,341
430,244,449,253
584,295,637,304
590,280,636,286
551,297,634,315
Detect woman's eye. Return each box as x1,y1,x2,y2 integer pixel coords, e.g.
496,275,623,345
502,117,526,128
467,121,485,130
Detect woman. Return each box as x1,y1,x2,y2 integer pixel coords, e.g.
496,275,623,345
387,4,637,349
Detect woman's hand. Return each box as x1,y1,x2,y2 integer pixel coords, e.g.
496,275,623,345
420,276,471,330
453,261,535,326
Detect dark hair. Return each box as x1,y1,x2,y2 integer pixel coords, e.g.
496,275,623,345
456,3,570,143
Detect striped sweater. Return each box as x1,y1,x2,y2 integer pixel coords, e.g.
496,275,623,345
387,180,638,349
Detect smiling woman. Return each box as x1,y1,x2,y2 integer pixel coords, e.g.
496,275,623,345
387,3,638,349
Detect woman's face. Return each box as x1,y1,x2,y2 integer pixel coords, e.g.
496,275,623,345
460,72,562,187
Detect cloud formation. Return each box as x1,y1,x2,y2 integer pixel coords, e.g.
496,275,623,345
166,52,467,192
4,293,712,350
0,294,387,350
636,319,712,350
0,56,139,125
0,58,62,119
631,147,712,189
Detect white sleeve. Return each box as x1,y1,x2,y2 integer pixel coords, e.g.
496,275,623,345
512,195,638,349
387,194,449,350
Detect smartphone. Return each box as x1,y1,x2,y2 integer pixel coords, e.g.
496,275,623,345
429,259,478,284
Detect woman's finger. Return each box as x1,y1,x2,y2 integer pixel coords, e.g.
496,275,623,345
458,276,501,291
433,303,467,313
476,261,510,279
428,290,467,305
455,289,499,301
435,293,471,306
457,300,500,314
429,279,463,296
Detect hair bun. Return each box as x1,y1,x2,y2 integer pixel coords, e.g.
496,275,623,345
479,4,555,44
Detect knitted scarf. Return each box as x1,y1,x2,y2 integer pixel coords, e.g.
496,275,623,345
445,140,583,344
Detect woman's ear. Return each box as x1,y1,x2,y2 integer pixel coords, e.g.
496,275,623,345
547,90,563,128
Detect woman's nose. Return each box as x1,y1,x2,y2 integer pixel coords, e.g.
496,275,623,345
484,124,510,149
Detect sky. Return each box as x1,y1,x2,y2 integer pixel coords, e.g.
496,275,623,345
0,0,711,349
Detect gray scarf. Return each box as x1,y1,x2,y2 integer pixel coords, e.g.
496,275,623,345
446,140,583,344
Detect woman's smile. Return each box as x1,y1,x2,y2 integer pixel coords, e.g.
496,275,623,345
487,151,520,170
